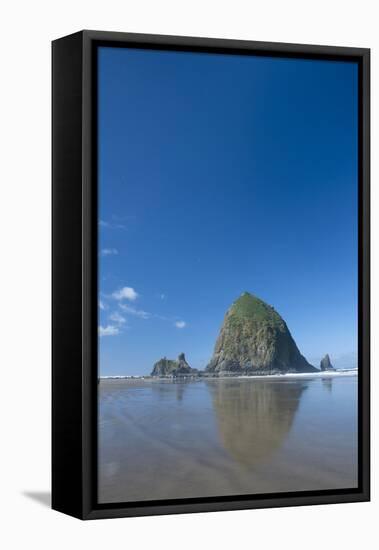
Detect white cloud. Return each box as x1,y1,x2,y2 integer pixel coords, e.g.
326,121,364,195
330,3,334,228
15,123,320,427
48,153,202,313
101,248,118,256
175,320,186,329
112,286,138,301
119,303,151,319
98,325,120,337
99,218,127,230
99,299,105,310
109,311,126,325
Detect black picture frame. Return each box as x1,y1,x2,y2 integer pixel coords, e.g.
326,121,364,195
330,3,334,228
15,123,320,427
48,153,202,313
52,30,370,520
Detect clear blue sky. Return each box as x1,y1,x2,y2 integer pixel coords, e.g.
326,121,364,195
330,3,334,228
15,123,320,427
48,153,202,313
98,46,358,376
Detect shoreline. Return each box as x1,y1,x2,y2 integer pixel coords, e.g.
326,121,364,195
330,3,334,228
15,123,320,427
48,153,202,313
99,369,358,381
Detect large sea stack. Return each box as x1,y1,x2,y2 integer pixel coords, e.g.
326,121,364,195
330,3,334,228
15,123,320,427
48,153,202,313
206,292,317,374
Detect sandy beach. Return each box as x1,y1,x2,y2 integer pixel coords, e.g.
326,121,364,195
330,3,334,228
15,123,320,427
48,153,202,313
98,374,358,503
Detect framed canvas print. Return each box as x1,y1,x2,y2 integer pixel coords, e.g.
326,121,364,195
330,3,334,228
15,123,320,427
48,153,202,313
52,30,370,520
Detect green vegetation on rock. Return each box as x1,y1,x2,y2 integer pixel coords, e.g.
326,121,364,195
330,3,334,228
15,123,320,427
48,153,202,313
230,292,281,323
151,292,318,376
151,353,197,377
206,292,317,374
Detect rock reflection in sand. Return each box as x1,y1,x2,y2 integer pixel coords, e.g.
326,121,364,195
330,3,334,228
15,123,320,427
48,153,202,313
151,379,190,402
207,379,307,468
321,377,333,392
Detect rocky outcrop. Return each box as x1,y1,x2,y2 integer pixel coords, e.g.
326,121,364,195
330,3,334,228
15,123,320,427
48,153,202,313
320,354,335,371
206,292,317,374
151,357,177,376
151,353,197,377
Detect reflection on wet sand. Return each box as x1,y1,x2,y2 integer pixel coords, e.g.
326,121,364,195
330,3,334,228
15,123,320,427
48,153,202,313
322,377,333,392
151,379,190,401
207,379,307,468
99,376,358,503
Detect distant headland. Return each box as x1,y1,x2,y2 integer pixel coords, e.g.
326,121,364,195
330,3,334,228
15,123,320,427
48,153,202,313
150,292,326,378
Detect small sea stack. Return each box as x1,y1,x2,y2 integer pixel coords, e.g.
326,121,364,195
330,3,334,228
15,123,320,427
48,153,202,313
151,353,197,377
320,354,336,372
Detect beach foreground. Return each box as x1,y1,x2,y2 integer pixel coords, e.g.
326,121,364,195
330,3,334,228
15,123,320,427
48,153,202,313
98,373,358,503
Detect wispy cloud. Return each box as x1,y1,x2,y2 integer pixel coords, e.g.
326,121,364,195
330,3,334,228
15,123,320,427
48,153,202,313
109,311,126,325
99,325,120,337
119,303,151,319
108,285,185,327
99,299,105,310
112,286,138,301
101,248,118,256
99,218,127,230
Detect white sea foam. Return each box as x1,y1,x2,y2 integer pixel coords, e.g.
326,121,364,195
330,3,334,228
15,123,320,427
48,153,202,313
99,375,146,380
235,369,358,380
99,369,358,381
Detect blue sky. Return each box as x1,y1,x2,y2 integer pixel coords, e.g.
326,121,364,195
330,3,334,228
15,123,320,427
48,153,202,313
98,46,358,376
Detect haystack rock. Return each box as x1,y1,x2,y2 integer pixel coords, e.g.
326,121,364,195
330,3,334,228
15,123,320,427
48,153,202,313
151,353,196,377
320,354,336,372
206,292,317,374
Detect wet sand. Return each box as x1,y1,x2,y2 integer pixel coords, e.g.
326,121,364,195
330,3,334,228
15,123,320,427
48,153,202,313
98,374,358,503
